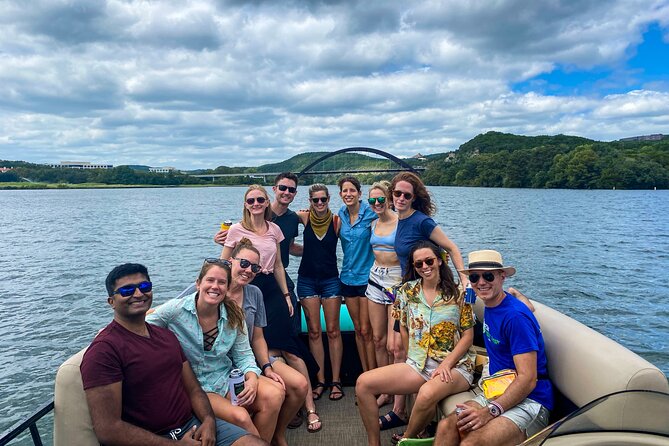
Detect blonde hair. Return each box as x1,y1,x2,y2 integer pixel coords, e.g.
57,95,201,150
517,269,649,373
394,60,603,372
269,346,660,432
242,185,273,231
369,180,391,201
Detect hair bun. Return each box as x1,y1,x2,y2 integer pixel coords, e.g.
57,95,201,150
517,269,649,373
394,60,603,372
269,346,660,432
238,237,254,247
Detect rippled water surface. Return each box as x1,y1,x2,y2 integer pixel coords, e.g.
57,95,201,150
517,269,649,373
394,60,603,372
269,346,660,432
0,186,667,443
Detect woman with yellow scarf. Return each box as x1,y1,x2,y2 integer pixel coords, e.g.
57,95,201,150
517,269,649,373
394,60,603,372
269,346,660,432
296,184,345,404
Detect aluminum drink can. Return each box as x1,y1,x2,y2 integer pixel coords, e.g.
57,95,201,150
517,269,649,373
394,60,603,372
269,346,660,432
229,368,245,406
464,284,476,304
220,219,233,231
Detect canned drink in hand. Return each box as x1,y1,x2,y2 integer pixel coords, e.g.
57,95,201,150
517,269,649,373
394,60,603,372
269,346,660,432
229,369,245,406
220,219,233,231
465,284,476,304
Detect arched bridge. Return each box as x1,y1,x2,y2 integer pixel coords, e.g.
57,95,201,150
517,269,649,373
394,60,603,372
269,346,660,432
188,147,424,181
297,147,424,177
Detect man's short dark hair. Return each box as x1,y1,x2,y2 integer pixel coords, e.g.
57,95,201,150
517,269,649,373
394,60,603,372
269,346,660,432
274,172,299,186
105,263,150,296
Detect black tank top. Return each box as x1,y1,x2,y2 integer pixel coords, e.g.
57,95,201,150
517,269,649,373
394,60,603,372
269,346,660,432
298,218,339,279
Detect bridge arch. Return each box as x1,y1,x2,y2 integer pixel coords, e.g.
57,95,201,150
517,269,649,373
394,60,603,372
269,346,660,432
297,147,420,177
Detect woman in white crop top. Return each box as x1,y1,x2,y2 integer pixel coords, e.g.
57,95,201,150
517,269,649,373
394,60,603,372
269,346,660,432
366,181,408,429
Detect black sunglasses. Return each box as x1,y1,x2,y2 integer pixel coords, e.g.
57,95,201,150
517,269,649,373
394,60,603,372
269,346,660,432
368,196,386,205
111,281,152,297
311,197,328,204
245,196,267,205
392,190,413,200
204,258,232,268
277,184,297,193
413,258,437,269
468,272,497,283
234,257,262,273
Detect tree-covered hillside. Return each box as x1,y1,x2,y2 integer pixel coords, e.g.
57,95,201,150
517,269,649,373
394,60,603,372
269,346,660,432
422,132,668,189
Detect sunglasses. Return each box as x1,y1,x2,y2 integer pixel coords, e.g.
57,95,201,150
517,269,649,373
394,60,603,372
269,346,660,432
245,196,267,205
368,196,386,205
277,184,297,193
468,272,497,283
111,281,152,297
311,197,328,204
234,257,262,273
392,190,413,200
204,258,232,268
413,257,437,269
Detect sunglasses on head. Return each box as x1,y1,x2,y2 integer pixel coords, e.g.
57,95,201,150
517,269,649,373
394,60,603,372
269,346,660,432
392,190,413,200
277,184,297,194
204,258,232,268
234,257,262,273
112,281,152,297
368,196,386,205
311,197,328,204
413,257,437,269
245,196,267,205
468,272,497,283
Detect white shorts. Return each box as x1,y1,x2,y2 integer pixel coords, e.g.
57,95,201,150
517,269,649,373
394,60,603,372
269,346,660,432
407,357,475,385
471,394,550,438
365,264,402,305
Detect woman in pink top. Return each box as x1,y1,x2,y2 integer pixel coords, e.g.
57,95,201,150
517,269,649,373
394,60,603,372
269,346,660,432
221,185,319,426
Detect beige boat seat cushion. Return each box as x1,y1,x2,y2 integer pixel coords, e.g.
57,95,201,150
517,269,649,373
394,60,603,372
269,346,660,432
53,347,97,446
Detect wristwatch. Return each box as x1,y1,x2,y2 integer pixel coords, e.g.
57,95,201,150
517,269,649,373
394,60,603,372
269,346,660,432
488,401,503,418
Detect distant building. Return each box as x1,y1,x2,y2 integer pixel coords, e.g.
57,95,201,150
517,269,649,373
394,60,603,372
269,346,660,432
619,134,665,142
411,153,427,161
149,166,176,173
0,167,11,173
46,161,113,170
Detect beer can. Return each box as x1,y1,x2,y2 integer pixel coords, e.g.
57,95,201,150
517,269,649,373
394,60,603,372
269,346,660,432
220,219,233,231
228,368,245,405
465,284,476,304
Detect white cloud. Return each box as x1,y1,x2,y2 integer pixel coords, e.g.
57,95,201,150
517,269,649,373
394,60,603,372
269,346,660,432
0,0,667,169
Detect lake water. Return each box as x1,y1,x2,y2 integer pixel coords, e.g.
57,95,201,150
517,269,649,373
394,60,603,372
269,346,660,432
0,185,667,444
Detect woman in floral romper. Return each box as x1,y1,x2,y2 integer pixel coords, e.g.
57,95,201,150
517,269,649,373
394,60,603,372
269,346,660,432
355,240,476,446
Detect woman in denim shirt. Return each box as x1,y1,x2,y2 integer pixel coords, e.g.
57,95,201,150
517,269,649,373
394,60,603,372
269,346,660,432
147,260,284,443
338,176,378,373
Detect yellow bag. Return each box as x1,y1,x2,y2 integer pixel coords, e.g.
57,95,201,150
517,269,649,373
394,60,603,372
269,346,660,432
480,369,517,399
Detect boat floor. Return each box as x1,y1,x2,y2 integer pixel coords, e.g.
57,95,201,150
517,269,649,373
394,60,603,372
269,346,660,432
285,386,407,445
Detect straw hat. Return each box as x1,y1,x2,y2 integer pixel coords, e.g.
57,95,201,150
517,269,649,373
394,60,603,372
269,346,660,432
459,250,516,277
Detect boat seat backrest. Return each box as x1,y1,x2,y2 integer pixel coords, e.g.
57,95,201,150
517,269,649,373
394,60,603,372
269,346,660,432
53,347,98,446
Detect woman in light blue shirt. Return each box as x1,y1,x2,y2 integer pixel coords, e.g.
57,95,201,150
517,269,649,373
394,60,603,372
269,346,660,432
338,176,378,373
147,259,284,443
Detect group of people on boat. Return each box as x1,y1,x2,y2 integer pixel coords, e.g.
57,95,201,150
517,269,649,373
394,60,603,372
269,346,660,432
79,171,553,446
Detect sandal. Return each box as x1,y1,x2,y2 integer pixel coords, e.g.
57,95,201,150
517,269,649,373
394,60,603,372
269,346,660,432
312,381,326,400
329,381,344,401
287,409,303,429
392,430,429,444
306,409,322,433
379,410,407,431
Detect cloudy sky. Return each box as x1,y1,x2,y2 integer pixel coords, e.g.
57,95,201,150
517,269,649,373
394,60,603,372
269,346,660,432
1,0,668,169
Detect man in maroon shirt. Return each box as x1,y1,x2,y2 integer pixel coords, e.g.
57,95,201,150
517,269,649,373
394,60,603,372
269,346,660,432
81,263,267,446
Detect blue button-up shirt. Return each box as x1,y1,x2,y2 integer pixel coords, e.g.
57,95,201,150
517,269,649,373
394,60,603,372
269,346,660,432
338,200,377,286
146,292,260,395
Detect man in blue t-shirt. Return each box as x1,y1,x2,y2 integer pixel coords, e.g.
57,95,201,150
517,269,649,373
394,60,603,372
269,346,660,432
434,250,552,446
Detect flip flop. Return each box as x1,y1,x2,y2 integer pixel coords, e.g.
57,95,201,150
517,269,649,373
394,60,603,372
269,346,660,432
379,410,407,431
311,381,326,401
306,409,322,433
329,381,344,401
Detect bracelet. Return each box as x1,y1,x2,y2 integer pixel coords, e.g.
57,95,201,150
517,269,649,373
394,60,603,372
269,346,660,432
283,292,290,297
490,400,504,415
261,362,272,373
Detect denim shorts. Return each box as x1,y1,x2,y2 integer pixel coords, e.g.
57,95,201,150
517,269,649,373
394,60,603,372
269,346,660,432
340,282,368,298
471,394,550,438
162,415,248,446
297,275,341,300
